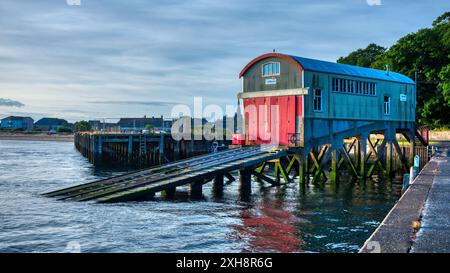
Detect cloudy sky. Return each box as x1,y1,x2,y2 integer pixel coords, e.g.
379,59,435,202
0,0,448,122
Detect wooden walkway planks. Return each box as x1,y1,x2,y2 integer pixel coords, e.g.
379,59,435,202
43,146,257,198
96,149,287,203
44,146,287,203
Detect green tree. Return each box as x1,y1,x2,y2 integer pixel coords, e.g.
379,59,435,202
73,121,91,132
440,64,450,106
337,43,386,67
57,127,73,133
144,123,154,132
338,12,450,128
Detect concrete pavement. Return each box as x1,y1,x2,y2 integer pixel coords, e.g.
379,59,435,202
360,143,450,253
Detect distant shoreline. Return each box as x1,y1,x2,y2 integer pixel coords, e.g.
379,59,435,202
0,132,74,142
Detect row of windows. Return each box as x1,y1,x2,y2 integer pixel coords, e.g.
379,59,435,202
260,64,380,99
332,77,376,96
262,62,280,77
313,88,391,115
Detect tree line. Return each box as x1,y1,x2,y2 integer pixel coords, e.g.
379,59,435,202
337,12,450,129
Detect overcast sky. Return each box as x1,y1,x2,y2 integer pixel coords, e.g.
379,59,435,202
0,0,449,122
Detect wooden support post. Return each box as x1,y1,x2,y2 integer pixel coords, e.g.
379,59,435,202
98,136,103,155
159,133,164,164
386,140,392,177
254,162,266,182
162,186,176,199
359,136,367,180
277,159,291,184
273,161,280,183
285,156,297,177
330,148,339,184
128,135,133,163
310,145,328,183
134,191,155,201
190,139,194,157
297,154,306,186
190,180,203,199
304,148,310,181
338,138,356,169
341,145,359,178
250,170,278,186
385,129,396,178
174,140,180,160
367,138,387,178
239,169,252,198
392,139,409,171
224,172,235,183
212,174,224,197
355,137,361,171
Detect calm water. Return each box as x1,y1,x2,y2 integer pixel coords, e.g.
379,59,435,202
0,140,402,253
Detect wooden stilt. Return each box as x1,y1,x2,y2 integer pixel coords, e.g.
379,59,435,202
359,136,367,180
310,145,329,183
330,148,339,184
190,181,203,199
392,138,409,171
297,154,306,186
340,145,359,178
239,169,252,198
162,186,176,198
367,137,387,177
212,174,224,196
224,172,236,183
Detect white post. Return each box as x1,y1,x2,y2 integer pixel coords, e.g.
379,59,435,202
409,166,414,185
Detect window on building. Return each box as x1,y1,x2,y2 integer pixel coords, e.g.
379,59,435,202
262,62,280,77
384,95,390,115
348,80,354,94
355,81,362,94
313,88,322,111
332,77,376,96
362,82,367,95
369,83,376,96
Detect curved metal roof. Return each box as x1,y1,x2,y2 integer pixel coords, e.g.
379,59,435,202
289,55,415,84
239,53,415,84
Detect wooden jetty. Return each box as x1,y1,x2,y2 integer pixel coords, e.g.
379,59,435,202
46,53,434,203
45,137,431,203
74,132,229,167
44,146,289,202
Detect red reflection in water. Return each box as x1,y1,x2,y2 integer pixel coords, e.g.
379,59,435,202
231,202,304,253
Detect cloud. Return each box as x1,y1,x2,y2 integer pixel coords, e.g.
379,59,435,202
0,98,25,107
88,100,180,107
0,0,449,122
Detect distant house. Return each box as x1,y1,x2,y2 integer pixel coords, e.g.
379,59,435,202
88,120,102,130
0,116,34,131
161,119,174,132
34,118,69,131
88,120,119,132
117,116,163,132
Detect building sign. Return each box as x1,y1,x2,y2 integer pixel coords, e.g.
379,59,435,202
265,78,277,85
400,94,407,102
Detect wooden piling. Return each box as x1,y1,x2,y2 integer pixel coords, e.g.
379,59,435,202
330,148,339,184
163,186,176,199
359,136,367,180
190,180,203,199
239,169,252,198
212,174,224,197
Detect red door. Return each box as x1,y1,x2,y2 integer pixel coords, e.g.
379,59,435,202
243,95,299,146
